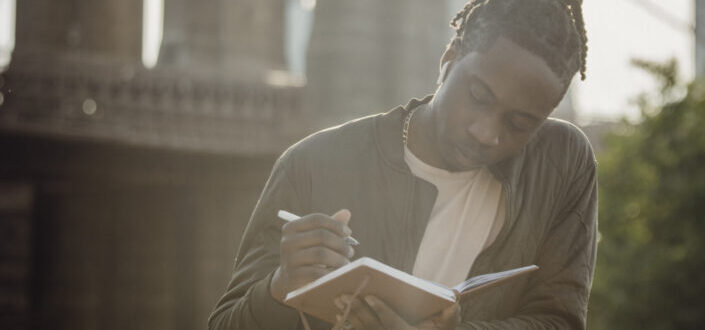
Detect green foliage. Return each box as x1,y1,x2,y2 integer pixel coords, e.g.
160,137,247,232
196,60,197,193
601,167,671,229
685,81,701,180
587,60,705,329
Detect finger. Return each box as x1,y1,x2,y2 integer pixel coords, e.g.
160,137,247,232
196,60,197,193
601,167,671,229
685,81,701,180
335,313,359,330
438,303,461,330
282,212,351,237
341,295,384,330
429,303,461,330
416,320,436,330
338,312,365,330
417,321,442,330
332,209,360,247
335,296,367,330
364,295,411,330
331,209,351,225
287,246,350,268
438,303,460,321
281,229,354,258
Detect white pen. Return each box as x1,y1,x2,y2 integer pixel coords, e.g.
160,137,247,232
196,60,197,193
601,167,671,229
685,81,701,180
277,210,360,246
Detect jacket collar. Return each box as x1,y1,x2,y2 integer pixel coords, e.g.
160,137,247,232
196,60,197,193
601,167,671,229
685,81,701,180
373,95,526,184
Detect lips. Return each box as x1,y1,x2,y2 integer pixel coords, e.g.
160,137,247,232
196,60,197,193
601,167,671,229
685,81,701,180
453,144,487,168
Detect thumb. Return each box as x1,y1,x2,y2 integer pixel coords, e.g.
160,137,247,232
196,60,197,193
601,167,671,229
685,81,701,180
440,303,459,319
331,209,351,225
436,303,461,330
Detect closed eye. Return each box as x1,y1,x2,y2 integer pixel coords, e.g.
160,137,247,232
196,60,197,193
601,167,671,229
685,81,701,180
505,114,538,132
469,80,494,105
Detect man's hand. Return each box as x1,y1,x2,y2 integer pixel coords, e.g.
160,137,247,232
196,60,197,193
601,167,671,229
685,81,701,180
270,209,355,302
335,294,460,330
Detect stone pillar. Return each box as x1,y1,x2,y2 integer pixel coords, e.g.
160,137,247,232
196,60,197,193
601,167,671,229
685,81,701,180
158,0,223,68
0,183,33,330
303,0,447,128
14,0,142,62
159,0,285,75
220,0,286,72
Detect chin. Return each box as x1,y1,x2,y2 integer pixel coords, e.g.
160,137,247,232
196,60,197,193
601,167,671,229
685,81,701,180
451,148,486,171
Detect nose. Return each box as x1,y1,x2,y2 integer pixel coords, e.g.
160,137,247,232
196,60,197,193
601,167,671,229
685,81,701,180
467,114,501,147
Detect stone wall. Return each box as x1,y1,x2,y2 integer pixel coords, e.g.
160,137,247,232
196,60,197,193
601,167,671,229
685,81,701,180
1,133,274,330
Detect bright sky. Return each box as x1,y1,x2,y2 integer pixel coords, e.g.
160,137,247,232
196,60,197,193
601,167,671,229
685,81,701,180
0,0,696,123
576,0,694,122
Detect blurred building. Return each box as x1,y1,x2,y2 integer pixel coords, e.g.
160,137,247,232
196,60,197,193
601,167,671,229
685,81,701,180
0,1,299,329
0,1,473,329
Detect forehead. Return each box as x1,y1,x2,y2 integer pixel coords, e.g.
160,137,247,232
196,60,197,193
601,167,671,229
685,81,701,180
456,37,564,116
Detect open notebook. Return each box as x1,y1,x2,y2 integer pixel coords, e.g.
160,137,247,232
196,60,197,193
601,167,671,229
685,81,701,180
284,257,538,325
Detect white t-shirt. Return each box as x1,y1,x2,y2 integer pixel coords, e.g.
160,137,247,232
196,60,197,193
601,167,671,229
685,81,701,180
405,146,505,287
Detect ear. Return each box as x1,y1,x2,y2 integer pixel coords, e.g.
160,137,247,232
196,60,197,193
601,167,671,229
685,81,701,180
438,39,461,84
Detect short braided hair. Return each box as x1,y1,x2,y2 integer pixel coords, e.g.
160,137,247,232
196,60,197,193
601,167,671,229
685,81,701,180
449,0,588,86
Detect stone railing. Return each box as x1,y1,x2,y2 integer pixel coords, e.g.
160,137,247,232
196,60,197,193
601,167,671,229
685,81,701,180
0,51,304,155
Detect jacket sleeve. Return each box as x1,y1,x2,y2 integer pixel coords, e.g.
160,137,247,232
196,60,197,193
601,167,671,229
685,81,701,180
460,160,598,330
208,152,308,330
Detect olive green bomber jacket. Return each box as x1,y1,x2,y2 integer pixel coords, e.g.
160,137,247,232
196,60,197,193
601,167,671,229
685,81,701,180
209,97,598,330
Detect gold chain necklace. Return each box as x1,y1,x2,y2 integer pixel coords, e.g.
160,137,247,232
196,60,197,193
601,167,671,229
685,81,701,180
402,107,417,147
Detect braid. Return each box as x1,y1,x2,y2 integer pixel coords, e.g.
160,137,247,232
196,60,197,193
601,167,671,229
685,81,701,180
566,0,588,80
450,0,485,39
449,0,588,84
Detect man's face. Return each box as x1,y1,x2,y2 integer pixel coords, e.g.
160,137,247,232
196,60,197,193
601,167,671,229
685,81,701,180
430,37,564,171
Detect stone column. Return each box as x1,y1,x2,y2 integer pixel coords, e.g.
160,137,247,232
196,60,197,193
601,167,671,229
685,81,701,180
158,0,222,68
0,183,33,330
159,0,286,76
14,0,142,62
303,0,447,128
220,0,286,72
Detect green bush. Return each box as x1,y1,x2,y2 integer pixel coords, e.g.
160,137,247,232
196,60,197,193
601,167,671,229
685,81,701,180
588,60,705,329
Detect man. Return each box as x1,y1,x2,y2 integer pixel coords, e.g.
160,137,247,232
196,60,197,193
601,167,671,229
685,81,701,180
210,0,596,329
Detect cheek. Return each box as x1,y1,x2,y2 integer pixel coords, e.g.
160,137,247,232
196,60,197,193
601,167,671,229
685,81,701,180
442,102,477,136
436,109,468,139
438,83,475,118
442,118,472,145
